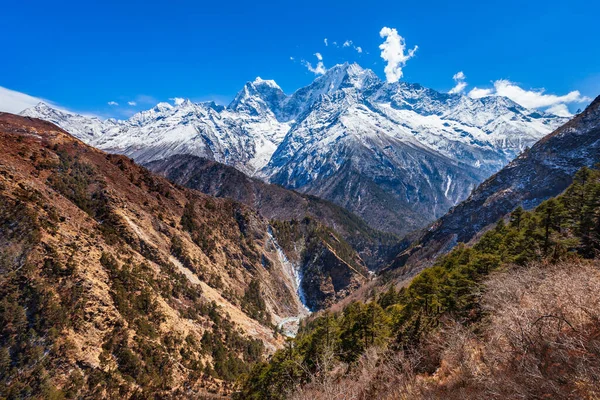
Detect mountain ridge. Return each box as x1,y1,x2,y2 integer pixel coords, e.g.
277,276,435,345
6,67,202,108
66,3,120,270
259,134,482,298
387,95,600,274
21,62,568,235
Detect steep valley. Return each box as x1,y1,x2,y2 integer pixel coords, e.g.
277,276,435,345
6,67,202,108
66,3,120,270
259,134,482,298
0,113,368,398
145,154,401,271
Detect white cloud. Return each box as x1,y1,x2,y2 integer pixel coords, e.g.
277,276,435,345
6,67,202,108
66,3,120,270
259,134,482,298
468,87,494,99
0,85,58,114
107,101,119,106
128,101,137,106
332,41,338,46
302,53,326,75
545,103,572,117
339,39,362,53
324,38,328,46
169,97,185,106
467,79,591,116
449,71,467,94
453,71,465,81
379,27,418,83
493,79,589,109
449,81,468,95
302,59,326,75
290,56,295,60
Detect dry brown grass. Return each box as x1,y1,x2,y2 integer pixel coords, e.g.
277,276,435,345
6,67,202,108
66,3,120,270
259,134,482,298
289,260,600,399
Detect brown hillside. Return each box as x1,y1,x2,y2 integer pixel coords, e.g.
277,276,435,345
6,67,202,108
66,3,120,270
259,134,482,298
0,113,363,398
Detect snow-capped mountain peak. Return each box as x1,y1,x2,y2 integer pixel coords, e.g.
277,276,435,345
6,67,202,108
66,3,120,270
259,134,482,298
252,76,281,90
306,63,378,93
21,102,106,140
228,77,287,118
154,101,174,111
20,63,570,234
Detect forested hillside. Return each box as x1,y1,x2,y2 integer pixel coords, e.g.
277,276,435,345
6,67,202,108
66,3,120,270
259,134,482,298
238,166,600,399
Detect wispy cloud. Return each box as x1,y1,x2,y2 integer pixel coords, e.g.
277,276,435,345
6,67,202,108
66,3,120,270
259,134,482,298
545,104,572,117
468,79,590,116
107,101,119,106
493,80,590,110
128,101,137,106
169,97,185,106
0,85,60,114
379,27,418,83
468,87,494,99
330,38,362,53
449,71,467,94
302,53,327,75
324,38,328,46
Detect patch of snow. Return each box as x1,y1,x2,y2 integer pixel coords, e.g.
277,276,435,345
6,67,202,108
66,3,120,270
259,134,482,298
444,175,452,198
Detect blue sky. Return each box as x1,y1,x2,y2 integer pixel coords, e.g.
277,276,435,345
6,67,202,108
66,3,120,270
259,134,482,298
1,0,598,118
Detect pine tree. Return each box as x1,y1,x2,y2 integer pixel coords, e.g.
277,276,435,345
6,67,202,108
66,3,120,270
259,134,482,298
378,285,400,309
537,199,564,257
510,206,524,229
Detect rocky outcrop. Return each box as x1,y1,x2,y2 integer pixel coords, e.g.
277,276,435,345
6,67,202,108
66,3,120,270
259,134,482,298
301,241,367,310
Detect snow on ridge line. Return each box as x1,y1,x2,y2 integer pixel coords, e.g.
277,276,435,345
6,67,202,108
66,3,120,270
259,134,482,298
19,63,568,186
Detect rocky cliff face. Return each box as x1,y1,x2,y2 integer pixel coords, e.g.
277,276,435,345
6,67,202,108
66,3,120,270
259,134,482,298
389,96,600,274
0,113,367,398
269,218,370,311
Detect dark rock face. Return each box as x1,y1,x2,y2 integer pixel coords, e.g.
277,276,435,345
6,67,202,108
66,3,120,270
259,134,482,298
301,241,366,311
389,96,600,274
279,141,483,236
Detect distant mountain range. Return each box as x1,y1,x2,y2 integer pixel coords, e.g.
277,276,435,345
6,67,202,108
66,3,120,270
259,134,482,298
21,63,567,235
